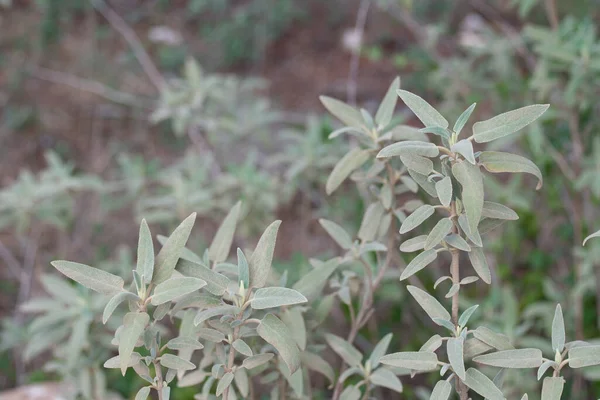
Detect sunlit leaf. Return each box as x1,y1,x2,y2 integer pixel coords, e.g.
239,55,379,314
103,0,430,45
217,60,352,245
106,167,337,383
249,220,281,288
51,261,124,295
473,104,549,143
397,89,449,128
209,201,241,263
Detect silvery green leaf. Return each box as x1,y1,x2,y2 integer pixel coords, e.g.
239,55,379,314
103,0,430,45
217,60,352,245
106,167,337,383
445,234,471,251
419,126,450,139
119,312,149,375
479,151,543,190
369,333,393,369
565,340,590,350
151,277,206,305
433,275,450,289
541,377,564,400
237,248,249,288
152,213,197,284
377,141,440,158
137,219,154,284
451,139,476,164
400,249,438,281
583,229,600,246
319,219,353,249
473,104,549,143
473,349,542,368
134,386,151,400
359,241,387,254
407,285,451,322
379,351,438,371
194,305,239,326
458,214,482,247
103,292,138,324
257,314,300,373
468,247,491,284
292,257,340,300
375,77,400,127
464,338,493,359
380,183,393,209
320,96,365,129
463,368,505,400
242,353,274,369
340,385,361,400
161,387,170,400
408,169,438,197
400,205,435,234
447,337,466,380
216,372,234,397
402,154,435,175
177,259,230,296
568,345,600,368
325,333,362,367
435,176,452,207
473,326,514,351
104,352,141,368
249,220,281,288
401,175,419,193
370,367,403,393
326,148,370,195
454,103,477,135
397,89,449,128
420,334,443,352
537,360,556,380
234,367,249,397
167,336,203,351
160,354,196,371
458,305,479,327
232,339,253,356
460,276,479,285
156,235,202,264
209,201,241,263
301,352,335,386
452,161,483,233
400,235,427,252
521,395,528,400
425,218,453,250
358,202,385,242
50,260,124,295
429,380,452,400
551,304,565,352
250,287,307,309
434,318,456,332
281,307,307,350
198,327,225,343
482,202,519,220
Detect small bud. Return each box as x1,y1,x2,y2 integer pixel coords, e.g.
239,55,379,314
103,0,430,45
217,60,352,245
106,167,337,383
554,349,562,364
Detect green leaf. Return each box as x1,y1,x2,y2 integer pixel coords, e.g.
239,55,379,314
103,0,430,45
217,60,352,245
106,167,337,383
300,352,335,386
447,337,466,380
482,202,519,220
458,305,479,327
137,219,155,284
340,385,361,400
435,176,452,207
370,367,403,393
197,328,226,343
452,139,476,164
209,201,241,263
473,326,514,351
325,333,362,367
468,247,491,284
237,248,249,288
357,202,385,242
452,161,484,233
177,259,230,296
400,249,438,281
234,368,250,397
249,220,281,288
281,307,307,350
408,169,438,197
153,213,197,284
257,314,300,374
251,287,308,310
216,372,234,397
537,360,556,380
166,337,204,350
479,151,543,190
135,386,151,400
397,89,449,128
242,353,274,369
464,338,493,359
400,154,434,175
160,354,196,371
454,103,477,135
400,235,427,252
379,351,438,371
103,292,138,324
424,218,453,250
568,345,600,368
463,368,505,400
232,339,253,356
50,261,124,295
419,126,450,139
119,312,149,375
292,257,340,300
320,96,365,129
407,285,451,323
326,148,370,195
194,305,239,326
151,277,206,305
541,377,564,400
319,219,353,249
551,304,565,353
473,349,542,368
458,214,482,247
377,141,440,158
445,234,471,252
369,333,393,369
430,380,452,400
375,77,400,127
473,104,549,143
104,352,141,368
400,205,435,234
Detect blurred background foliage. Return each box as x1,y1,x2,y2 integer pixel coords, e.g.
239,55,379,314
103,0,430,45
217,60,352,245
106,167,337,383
1,0,600,398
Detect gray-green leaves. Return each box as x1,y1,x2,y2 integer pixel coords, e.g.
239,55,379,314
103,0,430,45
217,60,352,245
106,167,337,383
319,219,353,249
209,201,241,263
377,141,439,159
425,218,453,250
250,287,307,309
473,349,543,368
152,213,196,284
400,205,435,234
430,380,452,400
568,345,600,368
257,314,300,373
400,249,437,281
119,312,149,375
50,261,124,295
551,304,565,353
447,337,466,380
472,104,549,143
463,368,505,400
541,377,564,400
397,89,449,128
407,285,451,323
375,76,400,127
137,219,154,284
379,351,438,371
249,220,281,288
151,277,206,305
319,96,365,129
479,151,543,190
326,148,370,195
325,334,362,368
435,177,452,207
453,161,483,233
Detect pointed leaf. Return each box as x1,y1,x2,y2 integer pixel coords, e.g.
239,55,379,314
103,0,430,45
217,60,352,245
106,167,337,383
583,229,600,246
400,249,438,281
153,213,197,284
242,353,274,369
435,176,452,207
473,349,542,368
119,312,149,375
445,234,471,252
251,287,307,310
103,292,138,324
249,220,281,288
151,277,206,305
379,351,438,371
452,139,476,164
340,385,361,400
237,248,249,287
400,235,428,252
400,205,435,234
458,305,479,327
137,219,155,284
357,202,385,242
370,367,403,393
320,96,365,129
292,257,340,300
135,387,151,400
454,103,476,135
375,77,400,127
194,305,239,326
319,219,353,249
326,148,370,195
468,247,491,284
424,218,453,250
430,380,452,400
325,333,362,367
160,354,196,371
482,202,519,220
50,261,124,295
541,377,564,400
397,89,449,128
232,339,253,356
452,161,483,233
447,337,466,380
377,141,439,158
473,104,549,143
479,151,543,190
209,201,241,263
177,259,230,296
407,285,451,323
463,368,505,400
216,372,234,396
552,304,565,352
167,337,204,350
369,333,393,369
301,352,335,386
473,326,514,351
257,314,300,374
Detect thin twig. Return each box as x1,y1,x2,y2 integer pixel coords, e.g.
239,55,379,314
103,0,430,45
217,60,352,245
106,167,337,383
347,0,371,106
